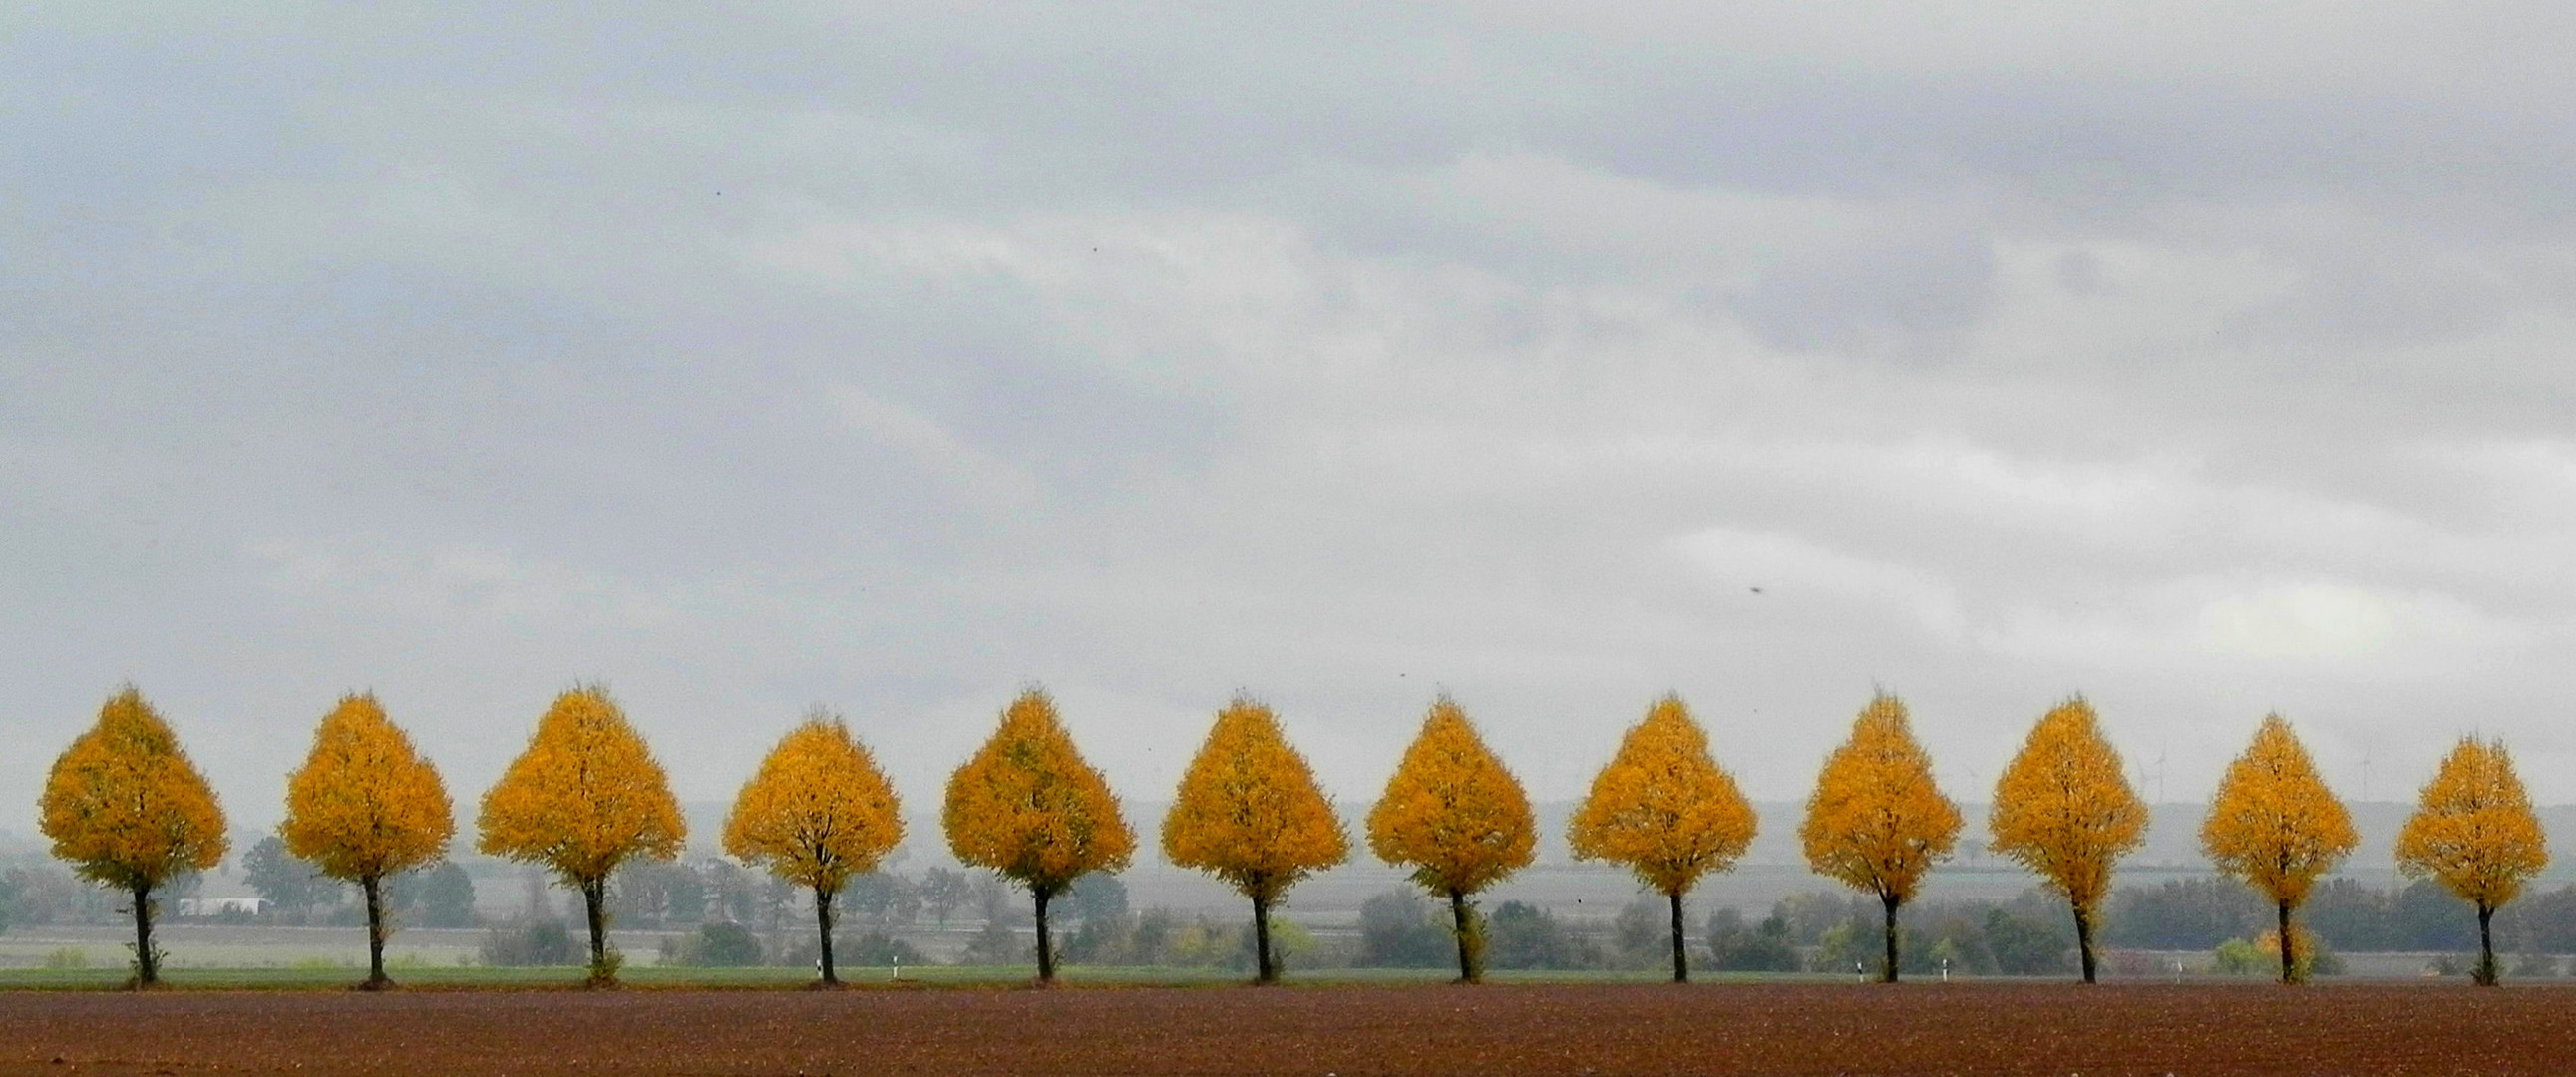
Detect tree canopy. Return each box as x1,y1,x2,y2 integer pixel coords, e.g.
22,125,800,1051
38,686,228,986
725,709,906,985
942,687,1133,982
1366,695,1534,983
280,691,456,988
1987,697,2147,983
2201,713,2356,984
1162,695,1349,982
2395,736,2546,985
1570,693,1757,894
1799,692,1960,982
1567,693,1757,982
476,685,685,984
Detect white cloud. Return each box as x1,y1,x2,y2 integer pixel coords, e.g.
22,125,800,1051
244,536,684,630
825,383,1040,509
2193,580,2527,666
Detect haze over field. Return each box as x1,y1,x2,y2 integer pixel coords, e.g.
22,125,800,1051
8,5,2576,836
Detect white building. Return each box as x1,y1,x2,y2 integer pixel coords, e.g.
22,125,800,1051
174,897,269,917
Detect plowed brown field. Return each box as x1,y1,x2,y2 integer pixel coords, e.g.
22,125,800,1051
2,981,2566,1076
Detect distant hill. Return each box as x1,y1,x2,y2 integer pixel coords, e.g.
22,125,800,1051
678,798,2576,878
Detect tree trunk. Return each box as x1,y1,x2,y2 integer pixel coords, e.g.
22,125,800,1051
1253,893,1277,984
2276,900,2295,985
131,881,158,988
1033,887,1056,984
1449,889,1481,984
1667,889,1689,984
583,878,611,986
2072,902,2096,984
815,885,839,986
362,874,390,989
2477,902,2497,987
1880,892,1901,983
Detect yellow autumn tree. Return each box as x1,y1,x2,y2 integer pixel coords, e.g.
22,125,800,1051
942,687,1134,983
2200,713,2356,984
1162,695,1350,984
1366,695,1535,984
38,686,228,987
1987,697,2147,984
279,692,456,989
476,685,685,985
1800,692,1961,983
1568,693,1757,983
724,709,906,986
2395,737,2547,986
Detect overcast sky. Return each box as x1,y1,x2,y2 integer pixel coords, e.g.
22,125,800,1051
8,4,2576,840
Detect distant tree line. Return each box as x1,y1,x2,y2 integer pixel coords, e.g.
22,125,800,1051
2106,875,2576,958
1348,877,2576,979
237,837,477,930
1347,888,2081,976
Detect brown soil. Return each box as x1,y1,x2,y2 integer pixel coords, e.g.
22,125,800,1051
1,981,2566,1076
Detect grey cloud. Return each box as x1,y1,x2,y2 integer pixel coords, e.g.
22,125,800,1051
2216,252,2515,349
1729,230,1999,353
8,4,2576,834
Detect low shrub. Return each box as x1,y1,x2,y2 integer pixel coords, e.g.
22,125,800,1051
478,920,575,966
1705,908,1802,973
668,921,763,967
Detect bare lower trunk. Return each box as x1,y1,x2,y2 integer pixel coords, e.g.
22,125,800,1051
2277,900,2295,985
1881,893,1901,983
2073,902,2096,984
1253,894,1277,984
2476,902,2497,987
816,885,839,986
583,878,611,986
1668,890,1688,984
1449,890,1481,984
1033,887,1056,984
131,882,158,988
362,875,390,989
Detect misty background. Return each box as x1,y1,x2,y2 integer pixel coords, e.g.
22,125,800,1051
7,5,2576,858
